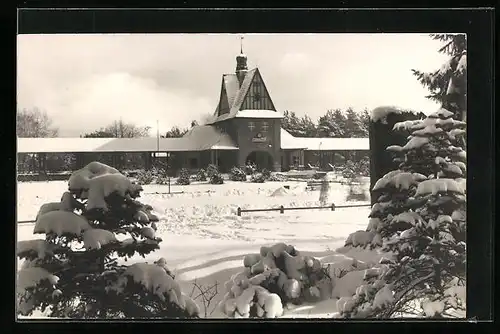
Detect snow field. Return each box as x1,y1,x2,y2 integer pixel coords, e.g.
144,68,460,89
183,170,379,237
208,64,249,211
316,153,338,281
17,179,377,318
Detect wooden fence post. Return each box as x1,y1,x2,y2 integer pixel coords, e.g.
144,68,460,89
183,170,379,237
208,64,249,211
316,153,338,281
279,205,284,214
331,203,336,211
237,207,242,216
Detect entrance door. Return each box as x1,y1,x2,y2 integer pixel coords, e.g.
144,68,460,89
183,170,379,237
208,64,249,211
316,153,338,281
245,151,273,170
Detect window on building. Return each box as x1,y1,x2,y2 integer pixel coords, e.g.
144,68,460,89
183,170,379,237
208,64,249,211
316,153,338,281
248,121,255,131
253,92,261,102
262,121,269,132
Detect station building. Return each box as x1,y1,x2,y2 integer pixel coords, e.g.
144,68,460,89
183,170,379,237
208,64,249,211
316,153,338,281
17,51,369,175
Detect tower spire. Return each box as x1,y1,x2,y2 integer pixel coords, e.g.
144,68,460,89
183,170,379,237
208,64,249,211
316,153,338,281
235,35,248,86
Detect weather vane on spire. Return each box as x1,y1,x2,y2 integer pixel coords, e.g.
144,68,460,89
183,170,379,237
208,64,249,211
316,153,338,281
240,35,244,54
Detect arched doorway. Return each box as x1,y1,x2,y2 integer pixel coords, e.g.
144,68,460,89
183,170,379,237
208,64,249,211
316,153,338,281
245,151,274,170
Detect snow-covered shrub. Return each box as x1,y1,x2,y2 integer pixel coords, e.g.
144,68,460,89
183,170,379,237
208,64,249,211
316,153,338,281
156,175,170,185
136,169,155,185
261,168,271,180
17,161,199,319
245,162,257,175
341,162,357,180
267,173,287,182
176,168,191,185
217,243,331,318
209,172,224,185
204,165,223,184
352,156,371,177
195,169,207,182
339,107,467,318
152,167,170,185
134,167,169,185
230,167,247,182
250,172,266,183
342,158,369,180
206,164,219,179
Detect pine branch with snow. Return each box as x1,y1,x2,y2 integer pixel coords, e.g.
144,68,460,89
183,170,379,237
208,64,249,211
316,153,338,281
412,34,467,121
17,161,199,319
339,108,466,319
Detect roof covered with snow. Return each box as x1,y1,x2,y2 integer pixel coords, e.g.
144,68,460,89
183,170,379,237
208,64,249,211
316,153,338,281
281,129,369,151
17,125,238,153
236,110,284,119
371,106,423,124
209,68,281,124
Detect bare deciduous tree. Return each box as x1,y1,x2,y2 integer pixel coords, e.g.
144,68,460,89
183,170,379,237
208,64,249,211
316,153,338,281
17,107,59,138
189,280,219,317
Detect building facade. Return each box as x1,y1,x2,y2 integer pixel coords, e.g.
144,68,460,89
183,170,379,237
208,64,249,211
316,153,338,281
17,51,369,175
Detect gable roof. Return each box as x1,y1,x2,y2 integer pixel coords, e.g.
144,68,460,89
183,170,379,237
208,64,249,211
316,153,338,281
182,125,238,150
17,126,238,154
209,68,281,124
280,129,369,151
223,74,240,108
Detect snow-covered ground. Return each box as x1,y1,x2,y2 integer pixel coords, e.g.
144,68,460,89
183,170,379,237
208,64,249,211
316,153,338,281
17,178,378,318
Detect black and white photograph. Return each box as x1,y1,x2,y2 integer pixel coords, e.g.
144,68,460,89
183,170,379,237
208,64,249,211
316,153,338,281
16,29,469,320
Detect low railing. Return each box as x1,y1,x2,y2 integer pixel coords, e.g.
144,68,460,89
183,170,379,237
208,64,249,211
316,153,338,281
236,202,371,216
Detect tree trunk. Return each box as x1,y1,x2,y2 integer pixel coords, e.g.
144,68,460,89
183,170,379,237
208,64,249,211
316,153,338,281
369,112,425,205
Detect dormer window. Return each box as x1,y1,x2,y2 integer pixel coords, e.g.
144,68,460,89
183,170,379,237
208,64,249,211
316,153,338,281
262,121,269,132
248,121,255,131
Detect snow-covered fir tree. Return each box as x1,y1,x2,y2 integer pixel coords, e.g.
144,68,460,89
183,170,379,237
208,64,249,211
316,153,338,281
317,109,347,138
339,107,466,318
17,162,199,319
337,33,467,318
412,34,467,121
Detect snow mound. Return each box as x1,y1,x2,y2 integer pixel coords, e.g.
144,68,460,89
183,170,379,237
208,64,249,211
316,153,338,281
372,171,427,192
332,270,366,299
448,128,466,140
428,108,454,119
372,285,394,309
371,106,420,124
402,136,430,151
17,266,60,315
108,263,198,315
415,179,465,196
219,243,331,318
393,120,422,132
86,173,135,211
33,211,91,236
325,256,370,281
68,161,120,191
412,125,444,137
18,267,59,291
345,231,376,248
391,212,423,226
83,229,117,250
270,186,289,197
35,202,62,221
17,240,56,259
421,299,445,317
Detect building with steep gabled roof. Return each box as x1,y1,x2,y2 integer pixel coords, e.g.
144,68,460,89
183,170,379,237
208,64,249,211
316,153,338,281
17,48,369,176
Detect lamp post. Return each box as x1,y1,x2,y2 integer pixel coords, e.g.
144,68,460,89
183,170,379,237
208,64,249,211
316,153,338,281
319,141,322,169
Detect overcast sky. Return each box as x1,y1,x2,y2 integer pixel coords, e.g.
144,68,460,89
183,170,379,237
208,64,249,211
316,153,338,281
17,33,448,137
